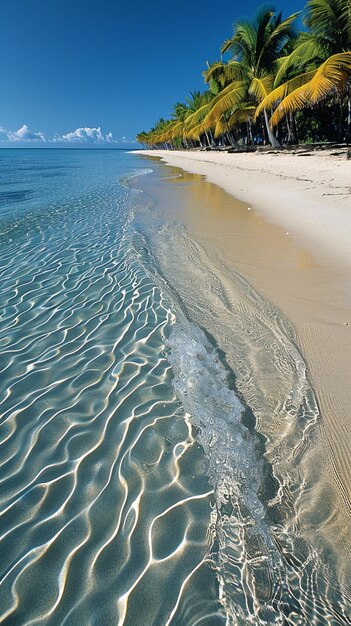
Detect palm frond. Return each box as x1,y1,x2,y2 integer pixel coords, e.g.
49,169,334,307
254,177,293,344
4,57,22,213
170,121,185,139
304,0,341,36
304,0,351,53
221,38,234,55
203,61,245,85
274,37,321,85
270,84,309,126
254,70,316,117
184,102,213,131
221,22,257,66
228,105,256,126
214,116,228,138
304,51,351,101
185,122,204,141
202,82,247,128
255,8,276,64
265,49,350,127
209,78,219,95
257,11,300,71
249,75,274,101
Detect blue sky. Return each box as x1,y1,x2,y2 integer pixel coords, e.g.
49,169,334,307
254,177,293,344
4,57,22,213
0,0,305,147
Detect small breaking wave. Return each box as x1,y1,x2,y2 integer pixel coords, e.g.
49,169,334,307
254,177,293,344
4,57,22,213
165,319,351,624
123,168,154,182
166,322,282,621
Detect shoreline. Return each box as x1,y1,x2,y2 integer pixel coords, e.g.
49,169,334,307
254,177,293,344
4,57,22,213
133,148,351,277
133,148,351,573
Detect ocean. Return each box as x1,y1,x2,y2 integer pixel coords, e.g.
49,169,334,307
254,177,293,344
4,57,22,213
0,149,349,625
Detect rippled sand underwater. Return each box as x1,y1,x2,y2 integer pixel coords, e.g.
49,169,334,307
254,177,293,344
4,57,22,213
0,150,224,625
0,149,350,625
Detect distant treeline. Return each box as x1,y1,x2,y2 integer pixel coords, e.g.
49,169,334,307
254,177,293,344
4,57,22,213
137,0,351,148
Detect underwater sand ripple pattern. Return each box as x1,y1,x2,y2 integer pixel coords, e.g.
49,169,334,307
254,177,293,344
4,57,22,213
0,152,224,625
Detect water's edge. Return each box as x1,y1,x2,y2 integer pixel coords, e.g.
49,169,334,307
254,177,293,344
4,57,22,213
0,149,349,625
129,158,351,625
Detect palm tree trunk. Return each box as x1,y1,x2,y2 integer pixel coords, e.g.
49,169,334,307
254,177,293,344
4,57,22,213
289,111,298,144
230,130,240,147
247,118,254,144
347,85,351,143
285,113,291,143
338,101,344,142
261,116,267,144
264,109,281,148
285,113,298,144
224,120,240,148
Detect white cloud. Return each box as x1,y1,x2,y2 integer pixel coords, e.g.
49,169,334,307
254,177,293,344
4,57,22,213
56,126,116,144
121,136,137,144
7,124,47,142
0,124,136,145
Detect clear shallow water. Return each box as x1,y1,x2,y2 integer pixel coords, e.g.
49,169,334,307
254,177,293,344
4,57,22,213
0,150,224,625
0,149,350,625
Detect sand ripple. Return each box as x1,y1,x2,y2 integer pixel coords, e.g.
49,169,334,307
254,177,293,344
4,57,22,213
0,178,224,625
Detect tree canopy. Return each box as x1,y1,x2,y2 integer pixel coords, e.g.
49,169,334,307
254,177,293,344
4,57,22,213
137,0,351,148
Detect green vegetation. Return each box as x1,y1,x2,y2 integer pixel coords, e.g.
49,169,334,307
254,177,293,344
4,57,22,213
137,0,351,148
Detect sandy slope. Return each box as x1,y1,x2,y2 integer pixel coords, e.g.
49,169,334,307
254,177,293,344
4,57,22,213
134,148,351,273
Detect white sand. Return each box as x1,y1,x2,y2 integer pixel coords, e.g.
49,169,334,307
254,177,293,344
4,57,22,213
134,148,351,275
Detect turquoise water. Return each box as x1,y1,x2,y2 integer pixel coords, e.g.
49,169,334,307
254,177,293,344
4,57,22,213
0,149,350,625
0,150,223,625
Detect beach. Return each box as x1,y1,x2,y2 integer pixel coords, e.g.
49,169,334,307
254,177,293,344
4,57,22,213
1,147,351,624
3,0,351,620
134,147,351,586
135,148,351,270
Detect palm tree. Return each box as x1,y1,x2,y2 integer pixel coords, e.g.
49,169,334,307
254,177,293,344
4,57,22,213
164,91,214,148
137,1,351,149
256,0,351,139
182,90,216,146
136,91,216,149
138,118,174,149
197,6,299,147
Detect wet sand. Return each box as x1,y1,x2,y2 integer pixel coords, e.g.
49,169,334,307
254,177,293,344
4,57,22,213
135,149,351,273
134,150,351,578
